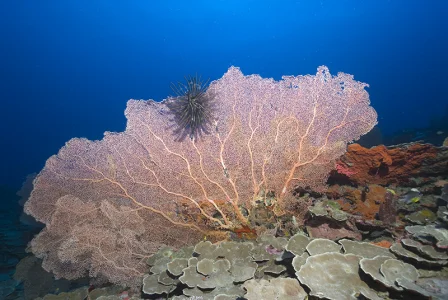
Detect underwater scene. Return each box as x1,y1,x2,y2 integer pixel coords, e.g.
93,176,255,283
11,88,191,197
1,1,448,300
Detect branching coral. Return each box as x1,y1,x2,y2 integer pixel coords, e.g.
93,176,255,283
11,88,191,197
24,66,377,286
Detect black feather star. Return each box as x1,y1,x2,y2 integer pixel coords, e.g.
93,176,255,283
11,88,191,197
166,74,215,141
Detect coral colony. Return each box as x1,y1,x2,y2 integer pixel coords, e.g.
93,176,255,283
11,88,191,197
22,67,448,299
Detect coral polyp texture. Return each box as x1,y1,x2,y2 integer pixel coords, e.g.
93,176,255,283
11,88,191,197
24,66,377,286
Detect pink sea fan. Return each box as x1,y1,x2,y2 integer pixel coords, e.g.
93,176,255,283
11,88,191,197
24,66,377,286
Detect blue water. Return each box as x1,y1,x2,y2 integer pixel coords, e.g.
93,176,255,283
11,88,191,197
1,0,447,189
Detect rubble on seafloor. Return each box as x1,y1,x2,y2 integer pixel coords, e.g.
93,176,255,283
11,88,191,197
6,142,448,299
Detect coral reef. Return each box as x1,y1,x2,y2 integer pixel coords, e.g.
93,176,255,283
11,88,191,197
19,60,448,299
24,66,377,286
29,182,448,299
331,142,448,186
51,229,445,300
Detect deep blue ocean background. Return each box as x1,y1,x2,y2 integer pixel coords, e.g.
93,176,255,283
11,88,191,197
1,0,447,191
